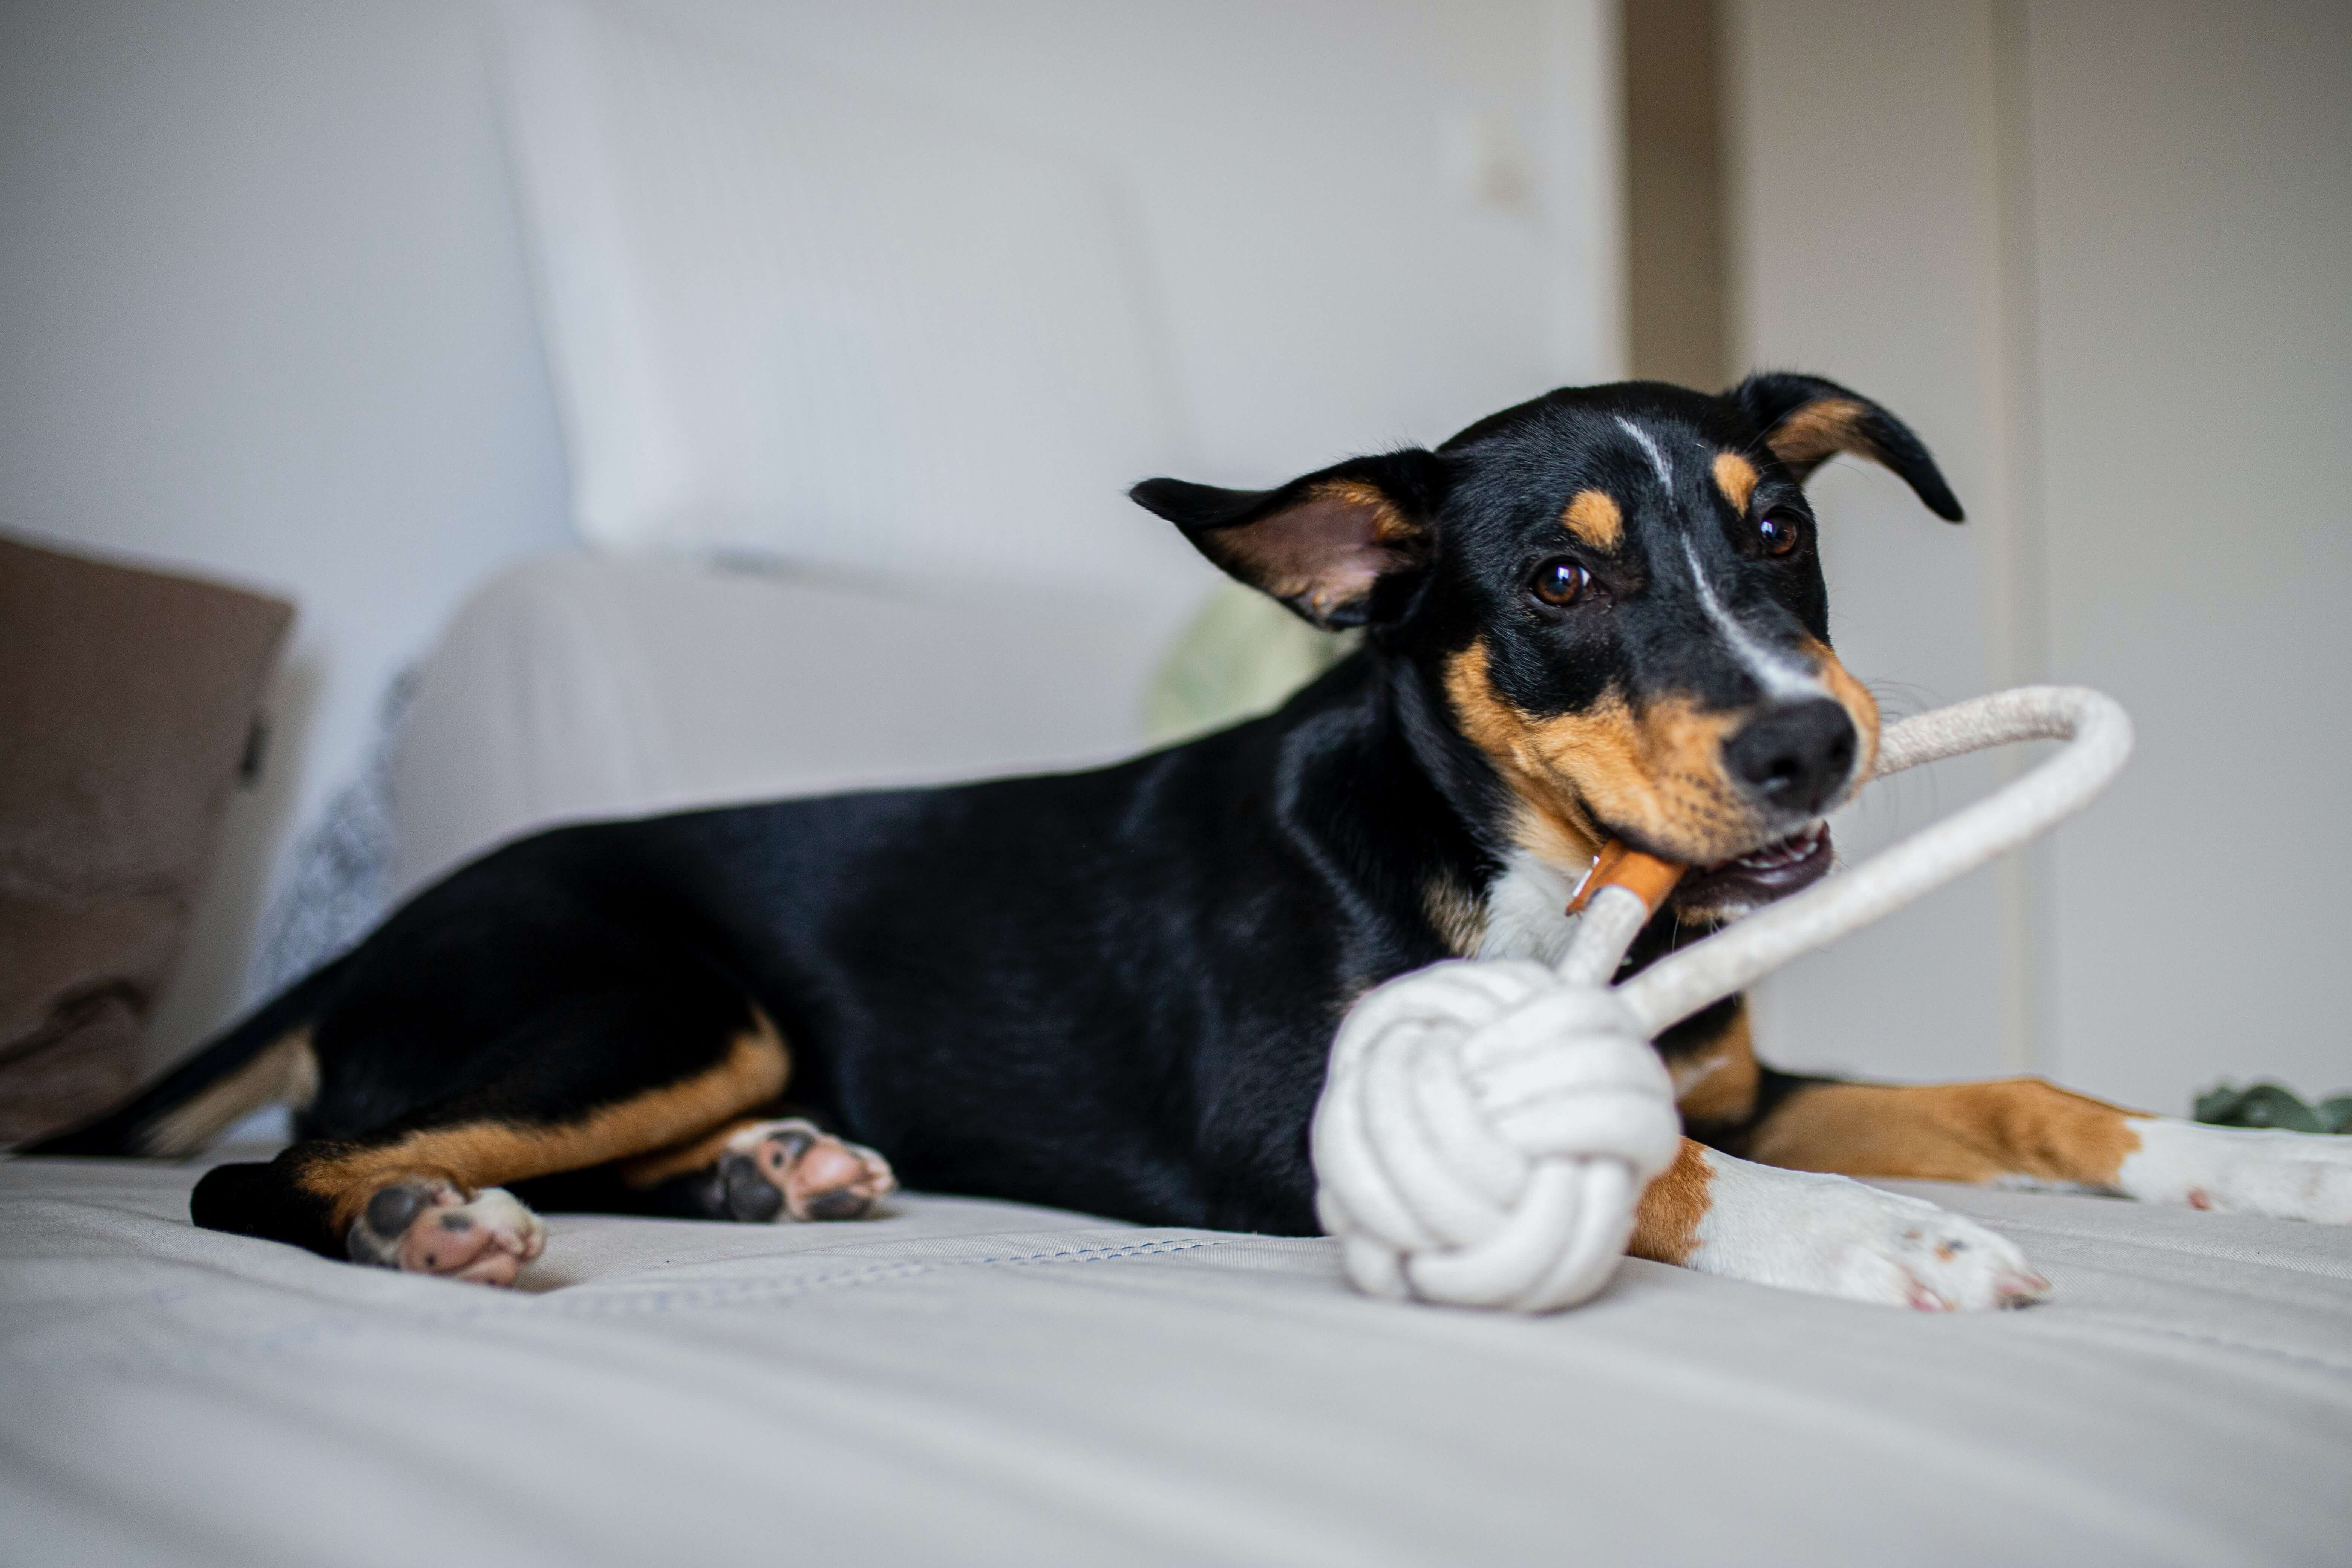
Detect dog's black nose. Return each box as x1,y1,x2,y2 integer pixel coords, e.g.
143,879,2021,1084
1724,700,1858,816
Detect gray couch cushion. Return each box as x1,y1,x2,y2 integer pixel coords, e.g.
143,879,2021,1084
390,554,1193,893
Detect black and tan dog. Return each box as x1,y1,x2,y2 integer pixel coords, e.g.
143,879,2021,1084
33,375,2352,1303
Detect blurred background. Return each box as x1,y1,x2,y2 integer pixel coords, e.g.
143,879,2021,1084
0,0,2344,1125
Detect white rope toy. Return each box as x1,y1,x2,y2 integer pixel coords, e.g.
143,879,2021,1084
1311,685,2135,1313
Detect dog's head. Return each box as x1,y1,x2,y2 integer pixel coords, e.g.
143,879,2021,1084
1132,374,1963,917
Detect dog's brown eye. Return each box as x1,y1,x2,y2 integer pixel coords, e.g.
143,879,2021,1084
1531,558,1589,607
1756,510,1802,556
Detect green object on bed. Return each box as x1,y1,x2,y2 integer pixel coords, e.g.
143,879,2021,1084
1144,580,1361,746
2194,1081,2352,1134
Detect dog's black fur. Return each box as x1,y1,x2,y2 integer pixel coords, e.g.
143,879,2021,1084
30,374,1962,1261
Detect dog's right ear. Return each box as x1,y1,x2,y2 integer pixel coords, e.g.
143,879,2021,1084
1129,450,1449,630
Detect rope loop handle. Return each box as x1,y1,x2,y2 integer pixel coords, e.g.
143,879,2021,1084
1311,685,2134,1313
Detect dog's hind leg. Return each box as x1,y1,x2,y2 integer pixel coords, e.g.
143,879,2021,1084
596,1116,896,1223
508,1111,897,1225
191,988,824,1286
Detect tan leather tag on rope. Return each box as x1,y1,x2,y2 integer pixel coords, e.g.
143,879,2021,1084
1565,839,1685,918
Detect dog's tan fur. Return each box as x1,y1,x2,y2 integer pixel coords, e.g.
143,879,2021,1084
1747,1078,2147,1187
1445,641,1765,866
300,1014,789,1230
1560,488,1624,550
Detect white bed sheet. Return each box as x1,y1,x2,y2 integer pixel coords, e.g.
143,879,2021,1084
4,1151,2348,1566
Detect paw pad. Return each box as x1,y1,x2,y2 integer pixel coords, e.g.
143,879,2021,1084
718,1119,897,1223
346,1179,546,1287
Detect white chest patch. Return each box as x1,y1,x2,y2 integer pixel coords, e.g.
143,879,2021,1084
1474,850,1585,967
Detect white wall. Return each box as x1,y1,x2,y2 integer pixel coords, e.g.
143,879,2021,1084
0,0,1622,1064
1727,0,2352,1112
0,0,576,1064
2024,0,2352,1112
1725,1,2017,1090
570,0,1619,488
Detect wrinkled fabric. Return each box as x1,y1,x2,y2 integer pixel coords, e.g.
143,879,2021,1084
3,1152,2347,1567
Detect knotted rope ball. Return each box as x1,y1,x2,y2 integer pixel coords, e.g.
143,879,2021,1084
1311,956,1682,1313
1312,687,2136,1315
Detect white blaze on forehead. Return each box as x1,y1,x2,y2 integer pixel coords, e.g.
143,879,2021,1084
1679,535,1825,700
1615,416,1674,491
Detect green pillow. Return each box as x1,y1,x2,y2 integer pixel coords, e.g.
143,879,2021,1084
1144,581,1360,746
2193,1081,2352,1134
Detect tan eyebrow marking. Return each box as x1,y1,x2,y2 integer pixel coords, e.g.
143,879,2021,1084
1560,488,1623,549
1712,452,1759,511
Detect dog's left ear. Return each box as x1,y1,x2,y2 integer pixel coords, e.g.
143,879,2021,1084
1729,372,1965,522
1130,450,1449,630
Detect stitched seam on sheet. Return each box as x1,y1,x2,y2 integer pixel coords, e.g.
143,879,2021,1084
537,1236,1243,1317
1976,1217,2352,1283
2043,1318,2352,1381
0,1236,1259,1377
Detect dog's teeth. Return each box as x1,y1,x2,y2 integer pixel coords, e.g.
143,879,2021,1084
1732,826,1825,872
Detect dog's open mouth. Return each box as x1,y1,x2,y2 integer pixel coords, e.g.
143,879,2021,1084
1668,822,1833,913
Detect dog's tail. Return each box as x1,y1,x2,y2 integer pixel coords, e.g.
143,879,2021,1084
16,957,353,1158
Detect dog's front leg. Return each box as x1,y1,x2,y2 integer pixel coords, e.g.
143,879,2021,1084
1628,1138,2051,1311
1746,1078,2352,1226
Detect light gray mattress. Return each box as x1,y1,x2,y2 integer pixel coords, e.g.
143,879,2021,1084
3,1150,2348,1566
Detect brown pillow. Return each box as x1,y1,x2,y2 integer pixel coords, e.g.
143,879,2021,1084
0,533,292,1146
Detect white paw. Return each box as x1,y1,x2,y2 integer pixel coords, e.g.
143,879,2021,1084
1689,1154,2049,1311
2117,1118,2352,1224
346,1179,548,1286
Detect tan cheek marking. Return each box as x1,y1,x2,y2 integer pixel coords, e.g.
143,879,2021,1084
1747,1077,2148,1187
1798,636,1882,787
1766,398,1871,469
1553,692,1751,861
1711,452,1759,512
1560,488,1623,550
302,1013,790,1230
1627,696,1749,840
1443,643,1615,867
1444,643,1766,865
1629,1138,1713,1265
1671,1009,1761,1129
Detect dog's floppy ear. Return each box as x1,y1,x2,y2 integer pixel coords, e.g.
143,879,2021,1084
1130,450,1449,630
1728,372,1965,522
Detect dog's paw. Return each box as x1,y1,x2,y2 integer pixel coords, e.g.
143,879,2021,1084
346,1179,547,1286
1689,1156,2049,1311
2117,1118,2352,1224
716,1118,897,1222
